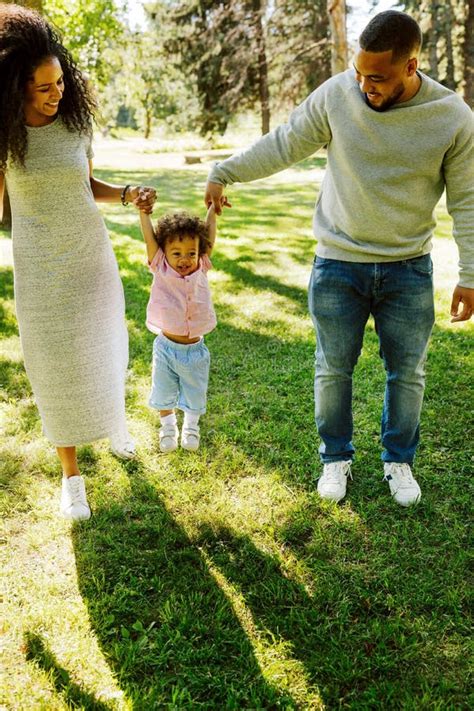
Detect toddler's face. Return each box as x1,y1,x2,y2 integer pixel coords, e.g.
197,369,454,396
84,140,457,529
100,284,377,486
164,235,200,276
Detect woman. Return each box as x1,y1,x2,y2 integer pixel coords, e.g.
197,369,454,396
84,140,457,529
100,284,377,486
0,4,156,520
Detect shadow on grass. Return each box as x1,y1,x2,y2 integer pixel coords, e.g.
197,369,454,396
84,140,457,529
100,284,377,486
71,465,296,709
24,632,112,711
197,516,471,708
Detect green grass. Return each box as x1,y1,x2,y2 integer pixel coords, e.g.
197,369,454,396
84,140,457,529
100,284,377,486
1,145,473,710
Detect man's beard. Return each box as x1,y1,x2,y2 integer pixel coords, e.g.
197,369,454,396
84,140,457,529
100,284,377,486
364,83,406,112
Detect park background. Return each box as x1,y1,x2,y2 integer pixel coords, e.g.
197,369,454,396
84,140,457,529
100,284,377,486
1,1,473,709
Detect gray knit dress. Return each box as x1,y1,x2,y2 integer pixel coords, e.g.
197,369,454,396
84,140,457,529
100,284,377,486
5,118,129,446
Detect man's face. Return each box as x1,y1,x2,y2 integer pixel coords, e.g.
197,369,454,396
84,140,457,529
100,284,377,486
353,48,417,112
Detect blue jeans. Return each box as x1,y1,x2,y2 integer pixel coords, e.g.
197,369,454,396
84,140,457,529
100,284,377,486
308,255,435,464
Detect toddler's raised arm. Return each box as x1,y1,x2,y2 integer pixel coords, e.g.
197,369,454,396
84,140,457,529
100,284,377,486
140,210,159,263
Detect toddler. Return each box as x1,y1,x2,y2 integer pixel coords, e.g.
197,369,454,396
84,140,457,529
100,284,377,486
139,206,217,452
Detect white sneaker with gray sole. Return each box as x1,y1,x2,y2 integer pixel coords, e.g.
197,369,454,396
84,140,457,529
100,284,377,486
181,424,200,451
383,462,421,507
159,423,179,453
317,460,352,502
60,475,91,520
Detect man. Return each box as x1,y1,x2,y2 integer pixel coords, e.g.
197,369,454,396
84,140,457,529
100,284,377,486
205,11,473,507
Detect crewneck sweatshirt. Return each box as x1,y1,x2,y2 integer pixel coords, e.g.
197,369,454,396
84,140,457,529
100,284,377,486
209,69,474,287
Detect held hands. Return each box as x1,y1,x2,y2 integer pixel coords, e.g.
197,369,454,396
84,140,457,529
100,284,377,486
450,285,474,322
204,180,232,215
129,186,156,214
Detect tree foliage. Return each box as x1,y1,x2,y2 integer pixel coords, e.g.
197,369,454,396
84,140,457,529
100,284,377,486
143,0,331,136
399,0,473,105
144,1,265,136
268,0,331,105
43,0,124,86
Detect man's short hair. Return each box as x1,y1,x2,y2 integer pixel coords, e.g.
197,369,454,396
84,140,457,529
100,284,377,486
359,11,422,62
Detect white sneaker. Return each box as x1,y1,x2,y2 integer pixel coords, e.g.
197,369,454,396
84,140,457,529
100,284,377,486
159,423,179,453
384,463,421,507
181,424,200,451
60,475,91,520
110,433,136,460
317,460,352,502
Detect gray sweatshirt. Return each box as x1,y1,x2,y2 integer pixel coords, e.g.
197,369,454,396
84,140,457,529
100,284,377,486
209,69,474,287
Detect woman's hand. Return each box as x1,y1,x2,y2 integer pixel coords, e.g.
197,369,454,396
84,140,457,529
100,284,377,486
128,186,156,213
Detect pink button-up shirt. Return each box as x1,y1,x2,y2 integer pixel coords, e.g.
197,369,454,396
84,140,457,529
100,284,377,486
146,248,217,338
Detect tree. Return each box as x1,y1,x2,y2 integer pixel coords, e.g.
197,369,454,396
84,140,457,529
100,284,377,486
252,0,270,134
463,0,474,106
268,0,331,106
43,0,124,89
2,0,43,9
122,30,187,138
400,0,472,99
145,0,266,136
327,0,347,74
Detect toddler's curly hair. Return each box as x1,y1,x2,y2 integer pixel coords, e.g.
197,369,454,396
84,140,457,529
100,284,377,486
154,212,211,255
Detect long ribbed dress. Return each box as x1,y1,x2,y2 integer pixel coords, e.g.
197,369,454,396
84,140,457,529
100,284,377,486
5,118,129,446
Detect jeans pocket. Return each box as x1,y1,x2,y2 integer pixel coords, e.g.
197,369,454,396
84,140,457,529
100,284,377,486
313,255,333,267
407,254,433,276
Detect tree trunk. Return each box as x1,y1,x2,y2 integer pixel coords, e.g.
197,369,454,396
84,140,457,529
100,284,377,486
442,1,456,90
464,0,474,106
425,2,440,81
327,0,347,75
145,108,152,139
253,0,270,135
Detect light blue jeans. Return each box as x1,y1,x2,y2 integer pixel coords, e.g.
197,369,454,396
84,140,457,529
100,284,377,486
149,333,210,415
308,255,435,464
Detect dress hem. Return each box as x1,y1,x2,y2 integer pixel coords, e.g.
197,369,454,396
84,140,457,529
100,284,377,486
45,427,124,448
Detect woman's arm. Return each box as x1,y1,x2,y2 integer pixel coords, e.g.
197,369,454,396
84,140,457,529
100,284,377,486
205,204,217,255
88,161,156,213
140,210,159,263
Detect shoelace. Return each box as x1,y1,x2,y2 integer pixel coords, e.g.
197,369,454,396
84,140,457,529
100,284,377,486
324,461,352,481
384,463,414,485
67,476,84,505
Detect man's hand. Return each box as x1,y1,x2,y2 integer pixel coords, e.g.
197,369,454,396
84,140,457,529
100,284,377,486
205,181,231,215
450,285,474,322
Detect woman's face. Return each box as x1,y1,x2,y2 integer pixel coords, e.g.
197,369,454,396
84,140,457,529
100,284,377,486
24,56,64,126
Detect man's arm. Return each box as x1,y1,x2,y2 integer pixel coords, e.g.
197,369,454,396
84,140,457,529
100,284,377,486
443,108,474,322
205,204,217,255
205,82,332,213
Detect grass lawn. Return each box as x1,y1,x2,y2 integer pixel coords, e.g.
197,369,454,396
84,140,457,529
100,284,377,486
0,138,472,710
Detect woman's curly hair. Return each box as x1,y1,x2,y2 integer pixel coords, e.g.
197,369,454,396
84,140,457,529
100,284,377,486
154,212,211,256
0,3,97,170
